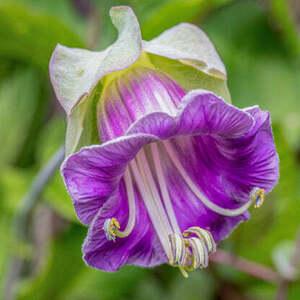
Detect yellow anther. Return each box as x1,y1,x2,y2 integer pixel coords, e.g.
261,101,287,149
103,218,121,241
169,227,216,278
103,217,136,241
184,239,190,248
109,218,120,234
183,227,216,253
251,187,265,208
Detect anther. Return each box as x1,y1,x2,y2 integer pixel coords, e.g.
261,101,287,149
183,227,216,253
103,170,137,242
186,237,208,269
250,187,265,208
168,227,217,277
169,233,187,266
103,218,120,242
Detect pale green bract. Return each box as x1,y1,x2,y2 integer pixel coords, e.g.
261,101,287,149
49,6,230,156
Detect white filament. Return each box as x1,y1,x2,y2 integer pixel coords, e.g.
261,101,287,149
151,143,181,234
136,150,173,234
163,140,254,217
117,170,136,237
129,159,172,257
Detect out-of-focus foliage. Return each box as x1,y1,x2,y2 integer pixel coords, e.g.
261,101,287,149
204,0,300,147
0,69,40,165
0,3,84,72
134,0,233,40
271,0,300,56
1,0,300,299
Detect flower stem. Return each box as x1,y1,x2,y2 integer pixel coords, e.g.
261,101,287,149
3,146,65,300
210,249,280,284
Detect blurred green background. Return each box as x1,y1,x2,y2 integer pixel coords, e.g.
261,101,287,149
1,0,300,299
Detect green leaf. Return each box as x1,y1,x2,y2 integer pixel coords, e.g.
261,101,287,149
0,69,41,166
245,282,277,300
36,117,77,222
288,282,300,300
0,3,84,73
166,271,215,300
203,0,300,146
62,265,149,300
18,224,86,300
0,167,33,215
0,166,33,296
133,277,165,300
139,0,233,40
231,124,300,265
0,216,14,296
270,0,300,56
16,0,88,39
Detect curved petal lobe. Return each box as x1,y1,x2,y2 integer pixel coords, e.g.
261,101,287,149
143,23,226,80
49,6,142,115
83,178,166,271
61,134,157,225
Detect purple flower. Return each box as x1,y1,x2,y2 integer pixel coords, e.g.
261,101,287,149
49,7,279,276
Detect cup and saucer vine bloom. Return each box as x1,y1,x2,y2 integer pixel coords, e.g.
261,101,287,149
49,6,279,277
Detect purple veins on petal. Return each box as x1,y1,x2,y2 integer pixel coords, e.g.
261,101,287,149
97,67,183,141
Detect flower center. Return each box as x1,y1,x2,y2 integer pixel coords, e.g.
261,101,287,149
103,140,265,276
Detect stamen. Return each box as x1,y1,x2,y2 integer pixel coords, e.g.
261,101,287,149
184,227,216,253
168,233,187,266
103,218,120,241
130,158,172,258
250,187,265,208
103,142,221,276
163,141,265,217
103,170,136,240
186,237,208,269
151,143,181,234
136,150,173,235
168,226,216,276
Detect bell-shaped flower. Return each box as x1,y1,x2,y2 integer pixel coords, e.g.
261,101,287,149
49,6,279,276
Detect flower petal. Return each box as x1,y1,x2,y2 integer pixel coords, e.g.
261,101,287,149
159,144,249,242
61,134,158,225
62,90,278,269
147,55,231,103
176,89,254,137
82,178,166,271
143,23,226,80
158,105,278,241
49,6,142,115
97,66,185,141
127,89,254,139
